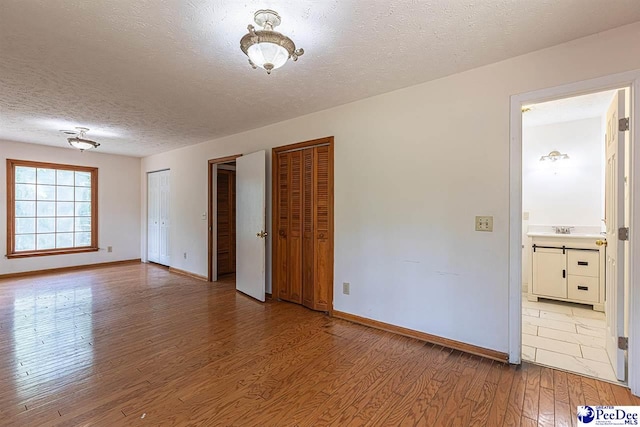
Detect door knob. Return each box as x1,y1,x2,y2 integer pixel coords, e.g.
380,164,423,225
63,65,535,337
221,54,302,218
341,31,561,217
595,239,607,247
257,230,268,238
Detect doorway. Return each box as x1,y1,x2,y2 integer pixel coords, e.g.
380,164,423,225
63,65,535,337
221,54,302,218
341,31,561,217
208,155,241,282
509,70,640,393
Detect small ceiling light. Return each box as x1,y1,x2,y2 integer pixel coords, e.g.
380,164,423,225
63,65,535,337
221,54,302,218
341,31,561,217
540,150,569,162
240,9,304,74
62,127,100,152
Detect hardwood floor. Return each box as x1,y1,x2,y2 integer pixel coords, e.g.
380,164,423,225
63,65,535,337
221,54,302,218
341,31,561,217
0,263,638,426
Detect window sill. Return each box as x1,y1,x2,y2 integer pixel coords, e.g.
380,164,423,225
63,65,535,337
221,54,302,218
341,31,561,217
6,247,99,259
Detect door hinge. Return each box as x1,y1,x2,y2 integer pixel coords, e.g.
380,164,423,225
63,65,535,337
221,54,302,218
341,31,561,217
619,117,629,131
619,227,629,241
619,336,629,350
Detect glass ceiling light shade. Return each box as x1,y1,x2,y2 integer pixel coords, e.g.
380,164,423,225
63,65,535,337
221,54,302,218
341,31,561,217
540,150,569,162
240,10,304,74
62,127,100,152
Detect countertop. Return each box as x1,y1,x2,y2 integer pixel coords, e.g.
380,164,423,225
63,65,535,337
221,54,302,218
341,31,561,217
526,232,605,239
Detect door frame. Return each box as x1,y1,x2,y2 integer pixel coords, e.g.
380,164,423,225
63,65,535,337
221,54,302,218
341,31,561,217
272,136,335,313
208,154,242,282
508,69,640,393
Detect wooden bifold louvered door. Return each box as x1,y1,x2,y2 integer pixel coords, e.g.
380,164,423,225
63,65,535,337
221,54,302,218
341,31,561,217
217,169,236,275
274,137,333,312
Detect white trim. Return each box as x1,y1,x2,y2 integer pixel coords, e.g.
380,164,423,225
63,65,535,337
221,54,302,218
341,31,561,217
508,69,640,394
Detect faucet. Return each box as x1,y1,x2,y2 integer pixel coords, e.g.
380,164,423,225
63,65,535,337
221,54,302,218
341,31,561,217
553,226,573,234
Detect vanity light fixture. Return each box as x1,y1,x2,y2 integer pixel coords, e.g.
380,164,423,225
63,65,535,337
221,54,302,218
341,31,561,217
240,9,304,75
540,150,569,162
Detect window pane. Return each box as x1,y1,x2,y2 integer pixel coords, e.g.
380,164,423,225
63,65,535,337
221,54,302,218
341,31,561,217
15,218,35,234
56,202,74,217
75,187,91,202
15,201,36,217
36,185,56,200
37,168,56,185
75,217,91,232
15,234,35,251
37,201,55,217
37,234,55,250
57,170,74,186
75,202,91,217
74,232,91,247
15,184,36,200
57,186,74,201
75,171,91,187
56,233,73,248
57,217,74,233
37,218,55,233
15,167,36,184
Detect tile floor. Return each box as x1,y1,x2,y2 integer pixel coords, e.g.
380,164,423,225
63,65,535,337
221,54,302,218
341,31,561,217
522,295,622,384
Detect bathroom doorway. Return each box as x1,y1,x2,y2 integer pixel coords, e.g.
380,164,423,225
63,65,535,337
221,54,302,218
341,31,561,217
518,87,630,384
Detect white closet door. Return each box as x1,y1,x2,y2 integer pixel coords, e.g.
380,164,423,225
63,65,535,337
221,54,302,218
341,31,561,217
147,172,160,263
147,170,170,266
158,170,171,266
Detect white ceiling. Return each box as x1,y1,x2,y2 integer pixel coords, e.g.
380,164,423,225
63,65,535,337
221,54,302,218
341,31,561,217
523,89,618,128
1,1,639,157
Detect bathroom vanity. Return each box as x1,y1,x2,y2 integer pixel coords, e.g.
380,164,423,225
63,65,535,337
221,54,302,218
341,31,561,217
527,232,606,311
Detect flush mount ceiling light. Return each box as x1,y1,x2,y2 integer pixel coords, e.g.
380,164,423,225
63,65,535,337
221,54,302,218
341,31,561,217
540,150,569,162
61,127,101,151
240,9,304,75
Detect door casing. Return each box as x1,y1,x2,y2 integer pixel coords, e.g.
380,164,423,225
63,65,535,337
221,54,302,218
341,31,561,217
509,69,640,394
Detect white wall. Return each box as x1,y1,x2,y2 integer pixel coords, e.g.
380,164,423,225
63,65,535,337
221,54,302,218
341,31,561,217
141,22,640,353
1,139,141,274
523,117,604,227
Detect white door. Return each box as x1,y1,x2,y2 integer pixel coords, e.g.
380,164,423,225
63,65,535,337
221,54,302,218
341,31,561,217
147,172,160,263
158,170,171,266
604,89,626,381
147,170,170,266
236,150,266,302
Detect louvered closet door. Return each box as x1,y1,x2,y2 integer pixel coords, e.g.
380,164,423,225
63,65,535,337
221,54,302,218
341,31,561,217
311,145,331,311
276,153,291,301
217,170,236,275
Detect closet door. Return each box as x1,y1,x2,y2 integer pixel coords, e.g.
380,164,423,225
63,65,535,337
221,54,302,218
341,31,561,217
287,151,303,303
302,148,315,309
275,153,290,301
147,172,160,263
158,170,171,266
312,145,331,311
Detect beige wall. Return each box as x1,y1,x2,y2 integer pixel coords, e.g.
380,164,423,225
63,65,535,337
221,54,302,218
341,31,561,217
1,139,141,274
141,22,640,353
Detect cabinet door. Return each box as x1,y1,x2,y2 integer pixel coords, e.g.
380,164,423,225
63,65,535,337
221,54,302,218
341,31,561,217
532,248,567,299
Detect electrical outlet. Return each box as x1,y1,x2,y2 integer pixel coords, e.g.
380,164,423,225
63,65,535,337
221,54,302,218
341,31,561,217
343,282,350,295
107,246,113,253
183,252,187,259
475,216,494,232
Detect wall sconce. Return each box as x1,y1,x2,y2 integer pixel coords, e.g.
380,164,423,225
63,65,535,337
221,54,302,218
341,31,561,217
540,150,569,162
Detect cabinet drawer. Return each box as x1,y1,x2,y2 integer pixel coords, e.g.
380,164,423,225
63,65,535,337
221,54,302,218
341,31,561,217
567,250,599,277
567,275,599,303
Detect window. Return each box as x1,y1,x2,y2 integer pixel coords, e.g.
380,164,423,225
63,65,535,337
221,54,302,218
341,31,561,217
6,159,98,258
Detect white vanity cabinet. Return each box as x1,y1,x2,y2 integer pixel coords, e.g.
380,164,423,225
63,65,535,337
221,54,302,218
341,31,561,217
527,234,605,311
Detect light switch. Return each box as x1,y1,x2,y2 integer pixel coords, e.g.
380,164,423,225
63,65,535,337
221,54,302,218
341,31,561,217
475,216,493,232
201,212,207,220
523,211,530,221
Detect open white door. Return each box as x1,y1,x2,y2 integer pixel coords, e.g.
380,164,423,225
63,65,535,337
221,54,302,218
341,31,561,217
605,89,626,381
236,150,266,302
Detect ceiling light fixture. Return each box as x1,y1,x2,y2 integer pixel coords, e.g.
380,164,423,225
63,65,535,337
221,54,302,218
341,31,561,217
240,9,304,75
61,127,101,151
540,150,569,162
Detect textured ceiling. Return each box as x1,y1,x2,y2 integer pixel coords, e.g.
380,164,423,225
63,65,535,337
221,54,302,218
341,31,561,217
523,90,617,128
1,1,639,157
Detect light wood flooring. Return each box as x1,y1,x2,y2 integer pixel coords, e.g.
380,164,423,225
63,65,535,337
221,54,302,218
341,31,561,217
0,263,638,426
